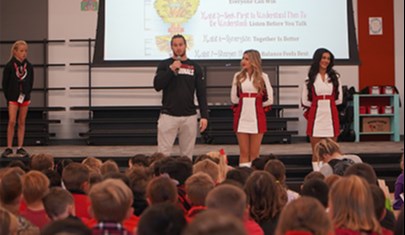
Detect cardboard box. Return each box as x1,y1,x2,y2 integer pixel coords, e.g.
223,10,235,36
362,117,391,132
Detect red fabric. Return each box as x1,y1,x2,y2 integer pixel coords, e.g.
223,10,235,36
20,208,50,229
85,214,140,233
244,219,265,235
233,93,267,134
285,231,313,235
186,206,206,222
306,89,340,137
177,185,191,213
8,100,30,107
19,199,27,212
72,193,92,220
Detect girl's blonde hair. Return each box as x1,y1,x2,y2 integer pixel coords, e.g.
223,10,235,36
314,138,342,162
329,175,381,233
235,49,265,93
10,40,28,60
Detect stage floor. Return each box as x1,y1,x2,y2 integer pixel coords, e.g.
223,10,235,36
15,141,404,158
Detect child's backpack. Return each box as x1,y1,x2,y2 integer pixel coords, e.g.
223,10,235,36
328,158,355,176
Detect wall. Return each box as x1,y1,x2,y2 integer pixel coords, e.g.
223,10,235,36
358,0,395,89
0,0,47,40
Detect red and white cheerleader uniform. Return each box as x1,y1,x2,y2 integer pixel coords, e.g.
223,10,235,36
301,74,343,137
231,72,273,134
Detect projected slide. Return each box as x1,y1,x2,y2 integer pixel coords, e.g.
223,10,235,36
103,0,351,61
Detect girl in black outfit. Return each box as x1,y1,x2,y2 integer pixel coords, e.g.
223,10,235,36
1,40,34,158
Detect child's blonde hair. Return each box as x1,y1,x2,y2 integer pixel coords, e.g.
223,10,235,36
10,40,28,60
193,159,220,183
89,179,133,223
82,157,103,174
185,172,215,206
22,170,50,204
314,138,341,162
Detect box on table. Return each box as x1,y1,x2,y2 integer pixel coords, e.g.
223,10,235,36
362,117,391,132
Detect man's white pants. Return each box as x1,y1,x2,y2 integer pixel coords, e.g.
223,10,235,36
157,113,198,159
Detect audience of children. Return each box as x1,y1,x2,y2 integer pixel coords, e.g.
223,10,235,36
0,149,401,235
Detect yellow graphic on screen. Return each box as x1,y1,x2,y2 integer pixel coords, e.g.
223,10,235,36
154,0,200,52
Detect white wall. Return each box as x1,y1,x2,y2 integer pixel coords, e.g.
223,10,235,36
49,0,404,140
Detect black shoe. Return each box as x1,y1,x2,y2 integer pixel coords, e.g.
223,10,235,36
1,148,13,158
16,148,29,158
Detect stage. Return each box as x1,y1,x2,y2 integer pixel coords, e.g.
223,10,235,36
15,141,403,159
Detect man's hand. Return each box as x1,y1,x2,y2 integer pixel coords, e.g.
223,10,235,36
170,60,182,73
199,118,208,132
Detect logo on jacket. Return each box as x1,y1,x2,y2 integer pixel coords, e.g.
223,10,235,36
178,64,195,76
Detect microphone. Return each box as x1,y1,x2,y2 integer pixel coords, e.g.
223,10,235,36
174,55,181,75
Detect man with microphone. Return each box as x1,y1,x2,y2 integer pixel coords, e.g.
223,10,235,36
153,34,208,159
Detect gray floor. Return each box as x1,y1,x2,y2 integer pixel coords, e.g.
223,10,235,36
15,141,404,158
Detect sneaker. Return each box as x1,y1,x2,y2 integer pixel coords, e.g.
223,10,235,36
1,148,13,158
16,148,29,158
